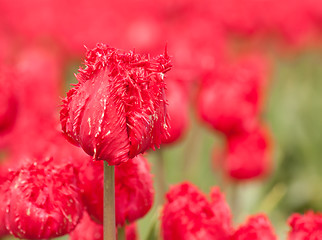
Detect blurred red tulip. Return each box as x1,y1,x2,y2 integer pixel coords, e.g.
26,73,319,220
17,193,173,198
288,211,322,240
161,182,231,240
197,54,269,136
224,125,272,180
0,46,63,150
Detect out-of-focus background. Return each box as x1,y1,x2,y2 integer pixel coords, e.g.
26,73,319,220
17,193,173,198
1,0,322,239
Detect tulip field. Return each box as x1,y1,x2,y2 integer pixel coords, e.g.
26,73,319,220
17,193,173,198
1,0,322,239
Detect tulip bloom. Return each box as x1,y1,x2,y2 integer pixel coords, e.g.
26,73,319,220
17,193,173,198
224,125,272,180
232,214,277,240
5,161,83,239
61,44,171,165
161,182,232,240
288,211,322,239
197,55,269,136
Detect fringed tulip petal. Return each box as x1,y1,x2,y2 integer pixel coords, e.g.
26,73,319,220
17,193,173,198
61,44,171,165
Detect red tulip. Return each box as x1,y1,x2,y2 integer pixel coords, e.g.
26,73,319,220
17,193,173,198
0,46,63,149
224,125,272,180
288,211,322,240
197,55,269,136
5,160,83,239
232,214,277,240
15,46,62,119
61,44,171,165
79,155,154,226
161,182,231,240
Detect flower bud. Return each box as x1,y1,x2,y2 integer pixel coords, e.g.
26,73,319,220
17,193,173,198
61,44,171,165
224,125,272,180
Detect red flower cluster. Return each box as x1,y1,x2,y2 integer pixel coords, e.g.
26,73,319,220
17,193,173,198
0,46,63,150
214,0,322,48
79,155,154,226
161,182,232,240
0,0,322,238
0,45,89,239
198,54,272,181
288,211,322,239
197,54,269,136
61,44,171,165
2,0,322,56
162,182,279,240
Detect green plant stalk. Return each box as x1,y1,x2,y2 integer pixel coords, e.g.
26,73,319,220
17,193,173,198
104,163,116,240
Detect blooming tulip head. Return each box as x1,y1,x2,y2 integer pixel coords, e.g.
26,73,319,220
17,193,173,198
197,55,269,136
61,44,171,165
161,182,232,240
5,160,83,239
224,125,272,180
